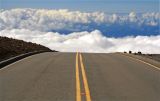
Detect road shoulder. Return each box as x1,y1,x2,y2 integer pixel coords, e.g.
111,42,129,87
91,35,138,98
118,53,160,69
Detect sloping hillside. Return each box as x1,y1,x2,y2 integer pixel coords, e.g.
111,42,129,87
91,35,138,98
0,36,55,61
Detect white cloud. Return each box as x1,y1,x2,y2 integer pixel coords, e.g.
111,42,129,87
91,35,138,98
0,8,159,53
129,12,137,22
0,29,160,54
0,9,104,31
0,8,159,32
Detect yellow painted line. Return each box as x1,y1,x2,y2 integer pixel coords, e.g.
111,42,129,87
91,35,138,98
120,53,160,71
79,53,92,101
76,52,81,101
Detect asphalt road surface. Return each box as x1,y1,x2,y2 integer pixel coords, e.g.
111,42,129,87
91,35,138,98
0,52,160,101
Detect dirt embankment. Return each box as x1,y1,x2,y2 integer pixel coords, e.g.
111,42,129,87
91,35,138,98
0,36,56,61
139,54,160,62
121,52,160,68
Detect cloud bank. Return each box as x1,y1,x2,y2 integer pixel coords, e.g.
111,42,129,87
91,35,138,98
0,8,160,36
0,29,160,54
0,9,160,53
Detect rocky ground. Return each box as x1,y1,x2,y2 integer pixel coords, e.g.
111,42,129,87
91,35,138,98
0,36,56,61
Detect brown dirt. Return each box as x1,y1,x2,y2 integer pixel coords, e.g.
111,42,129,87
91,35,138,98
0,36,56,61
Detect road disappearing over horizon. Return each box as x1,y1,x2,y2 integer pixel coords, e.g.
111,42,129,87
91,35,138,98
0,52,160,101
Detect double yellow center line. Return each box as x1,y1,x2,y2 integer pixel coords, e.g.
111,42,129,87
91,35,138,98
76,52,92,101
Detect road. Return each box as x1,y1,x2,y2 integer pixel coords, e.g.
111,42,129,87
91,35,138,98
0,52,160,101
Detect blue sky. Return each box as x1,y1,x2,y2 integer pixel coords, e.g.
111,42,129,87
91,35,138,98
0,0,159,13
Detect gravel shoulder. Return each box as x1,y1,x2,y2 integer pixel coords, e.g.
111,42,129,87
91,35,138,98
121,53,160,68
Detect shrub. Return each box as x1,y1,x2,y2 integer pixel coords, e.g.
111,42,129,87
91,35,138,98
129,51,132,54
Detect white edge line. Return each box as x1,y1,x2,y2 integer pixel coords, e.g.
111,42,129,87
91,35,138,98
0,54,34,71
0,52,60,71
120,53,160,71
